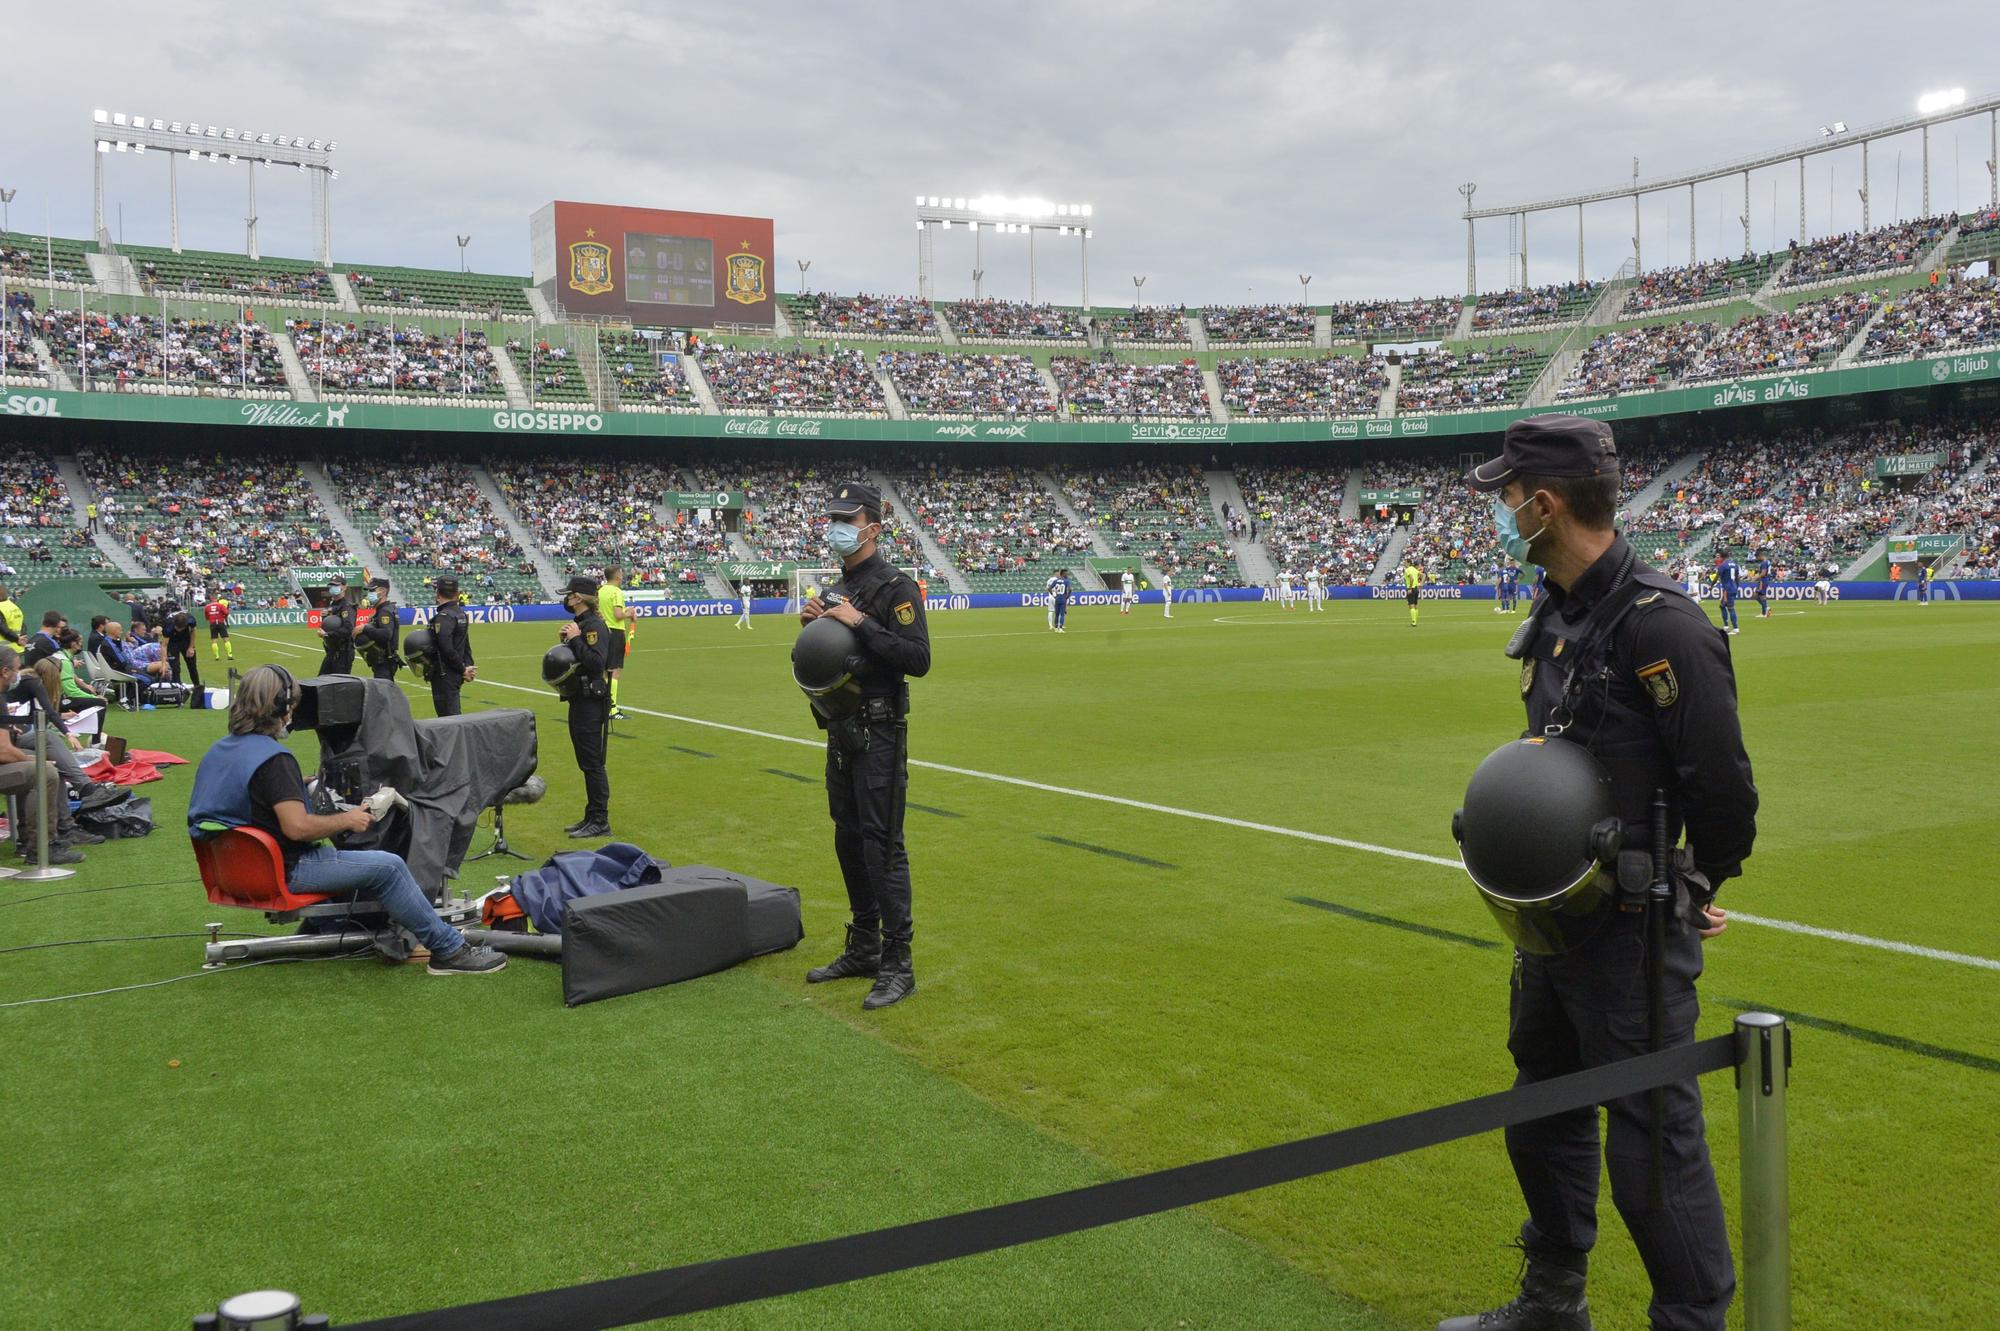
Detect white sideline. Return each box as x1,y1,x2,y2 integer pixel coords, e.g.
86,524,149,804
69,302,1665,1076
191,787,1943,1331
444,676,2000,974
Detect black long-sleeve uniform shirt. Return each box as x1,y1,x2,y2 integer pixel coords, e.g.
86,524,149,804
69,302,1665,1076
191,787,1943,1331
568,609,609,683
359,598,400,662
831,551,931,690
432,602,474,674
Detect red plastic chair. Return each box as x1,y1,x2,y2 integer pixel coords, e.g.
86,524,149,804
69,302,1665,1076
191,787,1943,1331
191,825,336,915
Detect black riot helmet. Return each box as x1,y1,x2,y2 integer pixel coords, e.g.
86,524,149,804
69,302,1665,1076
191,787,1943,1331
403,627,436,681
1452,736,1625,955
791,615,863,719
542,642,580,691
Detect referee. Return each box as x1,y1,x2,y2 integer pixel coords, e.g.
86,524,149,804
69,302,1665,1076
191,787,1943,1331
600,563,634,721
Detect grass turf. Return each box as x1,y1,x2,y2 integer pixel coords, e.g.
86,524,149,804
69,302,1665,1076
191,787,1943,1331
2,598,1995,1328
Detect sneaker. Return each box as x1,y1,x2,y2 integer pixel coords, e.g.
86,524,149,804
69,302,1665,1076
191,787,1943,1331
77,783,132,812
20,843,85,865
568,820,612,839
563,818,590,834
426,943,508,976
59,828,107,846
610,709,629,721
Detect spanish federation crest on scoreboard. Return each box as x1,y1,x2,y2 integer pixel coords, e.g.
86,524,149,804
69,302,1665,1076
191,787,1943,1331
568,240,614,296
725,244,767,305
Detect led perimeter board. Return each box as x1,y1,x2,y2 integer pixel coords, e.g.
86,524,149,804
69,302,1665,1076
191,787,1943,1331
531,200,775,328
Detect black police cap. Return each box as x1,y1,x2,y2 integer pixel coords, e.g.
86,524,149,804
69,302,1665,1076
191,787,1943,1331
368,577,390,592
827,482,882,519
434,576,459,597
1465,413,1619,492
566,575,600,597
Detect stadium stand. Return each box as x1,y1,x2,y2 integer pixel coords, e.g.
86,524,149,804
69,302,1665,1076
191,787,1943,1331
698,346,886,416
328,458,540,603
0,448,112,593
0,231,94,287
1621,254,1778,315
1949,206,2000,266
1679,290,1880,382
32,307,288,397
887,465,1091,592
1395,344,1547,411
1235,465,1388,585
79,447,347,606
880,350,1056,418
1050,353,1209,419
489,458,723,598
1056,464,1243,584
792,292,939,339
1917,455,1997,576
1325,295,1462,342
287,317,504,404
505,333,592,405
344,265,531,317
598,329,700,412
1095,306,1191,345
1471,280,1597,331
1557,321,1715,399
1856,273,2000,362
1776,216,1948,287
948,300,1087,343
1217,353,1386,419
1201,304,1313,346
4,303,47,385
126,244,335,305
695,459,929,576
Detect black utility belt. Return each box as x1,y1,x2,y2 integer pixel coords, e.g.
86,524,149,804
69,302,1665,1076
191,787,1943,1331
857,694,908,723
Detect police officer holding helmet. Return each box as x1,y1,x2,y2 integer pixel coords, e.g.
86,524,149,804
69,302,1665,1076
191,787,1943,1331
796,482,930,1010
422,575,475,717
316,574,357,676
554,575,612,838
1441,414,1757,1331
358,577,401,681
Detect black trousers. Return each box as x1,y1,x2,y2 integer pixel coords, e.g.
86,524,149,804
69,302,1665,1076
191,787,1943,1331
168,643,201,692
319,640,354,676
1505,913,1734,1331
370,661,399,682
824,717,913,940
430,673,462,717
567,693,610,822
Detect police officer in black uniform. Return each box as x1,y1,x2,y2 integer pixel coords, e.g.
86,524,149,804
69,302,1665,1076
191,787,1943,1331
358,578,401,681
557,575,612,838
316,575,357,676
161,599,201,694
800,482,931,1010
428,576,475,717
1442,415,1757,1331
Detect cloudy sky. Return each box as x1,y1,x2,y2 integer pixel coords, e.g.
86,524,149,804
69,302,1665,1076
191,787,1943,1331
6,2,1990,307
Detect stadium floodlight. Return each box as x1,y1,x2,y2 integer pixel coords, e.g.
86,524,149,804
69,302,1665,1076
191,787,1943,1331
113,113,127,126
169,121,182,132
93,109,108,123
96,140,110,153
327,141,337,152
914,195,925,205
1917,88,1967,116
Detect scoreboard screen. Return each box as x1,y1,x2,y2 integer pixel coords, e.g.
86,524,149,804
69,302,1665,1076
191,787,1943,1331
530,200,774,328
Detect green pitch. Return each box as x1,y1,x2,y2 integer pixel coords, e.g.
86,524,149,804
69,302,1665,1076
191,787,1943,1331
4,599,1994,1329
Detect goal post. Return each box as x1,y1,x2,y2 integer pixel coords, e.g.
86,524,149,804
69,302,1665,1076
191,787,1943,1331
787,565,926,614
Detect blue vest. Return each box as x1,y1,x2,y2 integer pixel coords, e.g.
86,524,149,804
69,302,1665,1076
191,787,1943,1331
187,733,291,837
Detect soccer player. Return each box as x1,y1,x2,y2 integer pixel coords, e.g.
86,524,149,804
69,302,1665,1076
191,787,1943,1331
1306,565,1324,612
1755,550,1774,618
1046,568,1072,632
1918,560,1933,606
203,591,235,662
1402,559,1423,626
1278,568,1295,610
736,575,754,629
1813,573,1833,606
1119,568,1137,616
1160,570,1173,618
1716,549,1742,634
600,564,633,721
1684,557,1702,600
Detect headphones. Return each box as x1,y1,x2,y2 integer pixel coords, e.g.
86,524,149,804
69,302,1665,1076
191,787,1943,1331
265,665,295,724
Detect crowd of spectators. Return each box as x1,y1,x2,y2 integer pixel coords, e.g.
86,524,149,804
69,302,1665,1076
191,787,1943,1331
698,346,887,416
1325,295,1462,341
328,459,532,591
1201,304,1313,344
1558,321,1716,399
1857,273,2000,361
1471,280,1597,330
1217,353,1386,419
889,465,1088,581
947,300,1087,342
288,319,500,400
698,459,924,574
1679,290,1880,382
33,308,287,395
596,333,700,411
1057,464,1240,582
1236,465,1388,584
0,448,106,580
4,306,44,382
139,260,332,302
1396,345,1540,411
490,459,726,588
1096,306,1191,344
1778,216,1948,287
796,293,938,339
1050,353,1209,419
1623,257,1765,314
879,351,1055,417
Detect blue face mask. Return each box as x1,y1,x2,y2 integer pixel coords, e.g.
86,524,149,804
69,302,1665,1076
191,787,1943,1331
826,520,872,557
1493,493,1546,565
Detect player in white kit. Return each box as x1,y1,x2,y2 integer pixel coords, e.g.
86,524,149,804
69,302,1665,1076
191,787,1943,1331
1305,566,1324,611
1119,568,1137,615
1279,568,1296,610
1160,571,1173,618
736,576,754,629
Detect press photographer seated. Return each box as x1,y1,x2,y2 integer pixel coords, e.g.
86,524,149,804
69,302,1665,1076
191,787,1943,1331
187,666,506,976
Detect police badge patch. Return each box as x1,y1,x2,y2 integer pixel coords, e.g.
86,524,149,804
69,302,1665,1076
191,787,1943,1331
1519,657,1536,697
568,240,613,296
894,601,915,626
585,630,599,645
1637,658,1679,707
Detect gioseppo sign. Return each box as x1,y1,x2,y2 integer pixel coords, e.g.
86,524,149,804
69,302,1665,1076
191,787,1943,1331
492,410,604,432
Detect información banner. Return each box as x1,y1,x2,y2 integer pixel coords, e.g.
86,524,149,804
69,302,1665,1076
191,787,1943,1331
5,347,1998,444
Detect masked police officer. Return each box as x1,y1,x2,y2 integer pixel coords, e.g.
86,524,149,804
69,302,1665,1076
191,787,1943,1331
557,575,612,838
1441,415,1757,1331
799,482,930,1010
358,578,401,681
427,576,475,717
316,575,357,676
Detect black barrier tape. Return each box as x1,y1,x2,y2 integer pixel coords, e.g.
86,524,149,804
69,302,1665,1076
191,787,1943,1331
347,1034,1738,1331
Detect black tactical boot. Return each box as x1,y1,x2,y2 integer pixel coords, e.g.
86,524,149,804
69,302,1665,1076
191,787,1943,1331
862,934,915,1010
1437,1252,1592,1331
806,923,882,983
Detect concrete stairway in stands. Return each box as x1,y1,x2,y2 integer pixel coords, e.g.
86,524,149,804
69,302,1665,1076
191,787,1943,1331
935,308,961,346
31,338,76,392
300,461,392,592
1202,368,1229,422
272,329,318,402
1036,470,1117,587
1378,362,1400,416
681,355,722,414
490,345,531,408
328,272,362,312
52,454,144,576
1369,524,1413,586
1620,450,1703,524
1204,469,1273,587
1186,314,1210,351
871,362,910,420
869,470,968,592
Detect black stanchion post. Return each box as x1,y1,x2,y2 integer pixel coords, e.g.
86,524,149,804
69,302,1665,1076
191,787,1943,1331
1645,786,1671,1206
1735,1011,1791,1331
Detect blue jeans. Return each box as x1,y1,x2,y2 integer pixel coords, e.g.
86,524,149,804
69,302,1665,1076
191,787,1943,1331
287,847,465,956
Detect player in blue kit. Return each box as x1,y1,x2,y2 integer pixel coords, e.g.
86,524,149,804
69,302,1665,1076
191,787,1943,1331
1754,550,1774,619
1716,549,1742,634
1045,568,1072,632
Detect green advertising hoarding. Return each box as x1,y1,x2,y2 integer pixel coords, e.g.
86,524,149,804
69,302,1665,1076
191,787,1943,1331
1886,534,1963,562
1875,453,1942,477
5,347,1997,445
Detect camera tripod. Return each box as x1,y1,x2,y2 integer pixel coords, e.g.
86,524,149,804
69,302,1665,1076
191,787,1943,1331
466,802,529,862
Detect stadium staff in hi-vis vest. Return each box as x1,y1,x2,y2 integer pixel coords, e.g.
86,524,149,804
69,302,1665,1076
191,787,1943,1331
1443,414,1758,1331
798,481,930,1011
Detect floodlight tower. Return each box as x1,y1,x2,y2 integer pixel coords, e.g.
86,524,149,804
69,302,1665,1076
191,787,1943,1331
913,195,1096,304
1458,183,1477,297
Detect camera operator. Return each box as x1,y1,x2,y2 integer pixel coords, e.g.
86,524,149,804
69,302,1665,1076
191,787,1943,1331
358,578,401,682
426,576,475,717
316,575,357,676
186,665,506,976
554,576,611,838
